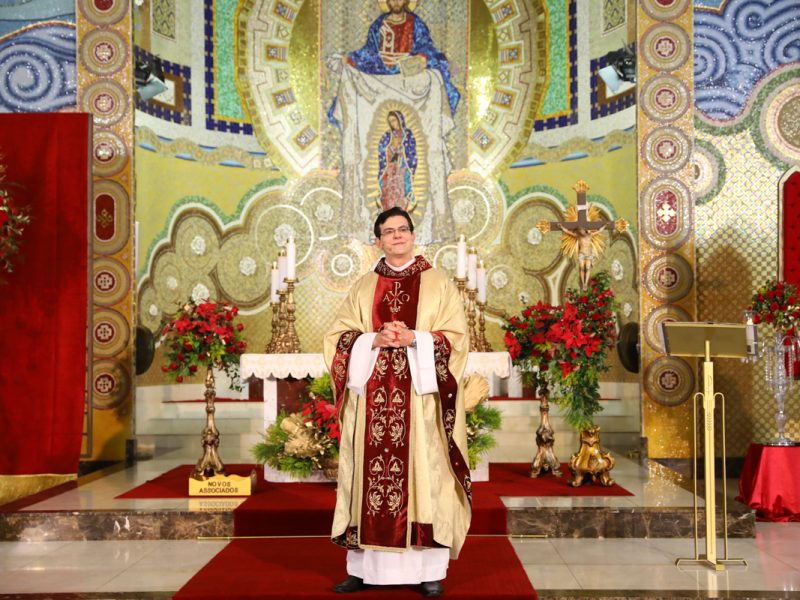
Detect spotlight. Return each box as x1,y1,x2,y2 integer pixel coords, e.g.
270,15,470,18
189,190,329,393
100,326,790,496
135,56,168,101
598,45,636,94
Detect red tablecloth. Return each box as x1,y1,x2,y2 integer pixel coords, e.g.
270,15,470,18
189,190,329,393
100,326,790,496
737,443,800,521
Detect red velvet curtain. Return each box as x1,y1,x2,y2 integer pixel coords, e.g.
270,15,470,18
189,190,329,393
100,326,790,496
782,171,800,286
0,114,91,475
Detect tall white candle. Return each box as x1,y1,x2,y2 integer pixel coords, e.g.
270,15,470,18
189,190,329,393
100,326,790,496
286,237,296,280
270,261,280,303
467,249,477,290
477,260,487,303
456,234,467,279
277,251,287,291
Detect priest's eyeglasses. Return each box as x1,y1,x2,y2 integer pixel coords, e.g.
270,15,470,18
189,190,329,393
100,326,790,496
379,226,412,237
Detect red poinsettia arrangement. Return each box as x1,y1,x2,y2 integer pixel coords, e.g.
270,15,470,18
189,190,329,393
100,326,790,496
749,280,799,332
301,396,340,443
0,165,32,279
503,300,559,370
503,272,618,431
160,299,246,386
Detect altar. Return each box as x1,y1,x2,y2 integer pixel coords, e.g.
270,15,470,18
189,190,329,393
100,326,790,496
240,351,512,481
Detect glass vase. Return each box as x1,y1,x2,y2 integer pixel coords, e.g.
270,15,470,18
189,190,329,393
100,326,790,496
762,331,798,446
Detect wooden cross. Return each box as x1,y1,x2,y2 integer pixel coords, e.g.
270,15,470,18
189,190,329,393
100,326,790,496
536,180,622,234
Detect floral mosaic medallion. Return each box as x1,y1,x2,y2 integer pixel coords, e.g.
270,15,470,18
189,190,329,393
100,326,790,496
692,143,722,204
93,257,130,307
216,234,271,307
759,80,800,165
93,179,129,255
91,358,131,410
92,130,129,177
641,177,692,249
642,127,691,173
80,0,128,25
80,80,128,127
174,215,221,274
138,286,161,332
641,75,690,123
79,28,127,76
643,304,692,353
92,308,129,358
644,355,694,407
641,22,690,73
313,237,379,293
501,197,565,274
641,0,689,21
643,253,694,303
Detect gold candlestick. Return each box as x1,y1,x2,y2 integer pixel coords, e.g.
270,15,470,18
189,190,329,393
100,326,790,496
466,287,479,351
454,276,467,302
276,288,288,353
284,278,301,353
265,301,280,353
477,300,492,352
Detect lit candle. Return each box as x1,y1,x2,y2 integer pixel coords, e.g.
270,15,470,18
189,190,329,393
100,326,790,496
277,250,287,291
456,234,467,279
477,259,487,303
467,248,477,290
286,236,296,280
270,261,280,303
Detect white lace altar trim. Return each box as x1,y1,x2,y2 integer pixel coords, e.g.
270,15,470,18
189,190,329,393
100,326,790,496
241,351,511,380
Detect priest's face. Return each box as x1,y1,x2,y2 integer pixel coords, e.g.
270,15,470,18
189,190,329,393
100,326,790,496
375,214,416,265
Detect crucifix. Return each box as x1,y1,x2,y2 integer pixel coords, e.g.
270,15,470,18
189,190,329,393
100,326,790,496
536,180,628,290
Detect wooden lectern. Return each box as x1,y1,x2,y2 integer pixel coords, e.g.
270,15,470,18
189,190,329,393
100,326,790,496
660,322,755,571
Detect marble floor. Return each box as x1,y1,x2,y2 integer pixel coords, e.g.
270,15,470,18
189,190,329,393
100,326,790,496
1,447,799,599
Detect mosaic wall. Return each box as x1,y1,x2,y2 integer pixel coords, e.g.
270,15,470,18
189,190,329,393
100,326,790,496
0,4,76,112
134,0,639,394
77,0,135,462
635,0,697,459
693,0,800,456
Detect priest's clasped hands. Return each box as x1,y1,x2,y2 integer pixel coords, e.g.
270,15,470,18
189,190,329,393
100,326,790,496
373,320,416,349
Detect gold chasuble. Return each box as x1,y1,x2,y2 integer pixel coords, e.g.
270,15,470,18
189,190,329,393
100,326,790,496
323,256,472,558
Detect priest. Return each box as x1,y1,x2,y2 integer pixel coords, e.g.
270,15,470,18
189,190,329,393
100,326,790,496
323,207,472,597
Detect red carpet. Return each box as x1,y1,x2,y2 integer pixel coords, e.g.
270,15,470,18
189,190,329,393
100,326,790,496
478,462,633,496
172,536,536,600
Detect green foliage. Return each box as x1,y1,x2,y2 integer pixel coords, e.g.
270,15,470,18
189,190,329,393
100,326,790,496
308,372,334,402
466,402,502,469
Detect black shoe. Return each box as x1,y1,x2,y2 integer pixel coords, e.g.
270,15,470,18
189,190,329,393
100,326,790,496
420,580,444,597
333,575,365,593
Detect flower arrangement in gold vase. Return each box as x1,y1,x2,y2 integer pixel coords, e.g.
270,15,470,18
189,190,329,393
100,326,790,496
503,272,619,486
159,299,247,479
160,300,247,387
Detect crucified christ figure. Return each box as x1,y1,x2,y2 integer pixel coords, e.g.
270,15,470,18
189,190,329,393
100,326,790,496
558,224,607,290
536,180,627,290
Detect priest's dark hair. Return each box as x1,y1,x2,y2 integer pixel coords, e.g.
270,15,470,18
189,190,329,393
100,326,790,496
374,207,415,238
